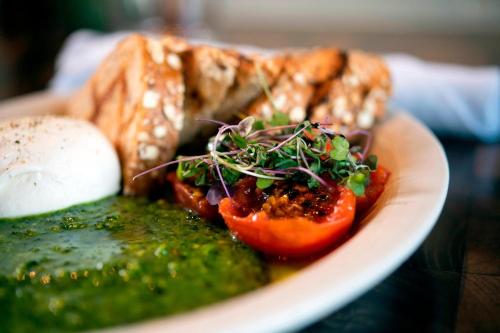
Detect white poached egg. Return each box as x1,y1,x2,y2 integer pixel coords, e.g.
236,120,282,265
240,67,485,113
0,116,121,218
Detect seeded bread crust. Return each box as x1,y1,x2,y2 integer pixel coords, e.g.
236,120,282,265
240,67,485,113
180,46,284,144
68,35,185,195
309,50,391,132
247,48,345,123
68,35,391,196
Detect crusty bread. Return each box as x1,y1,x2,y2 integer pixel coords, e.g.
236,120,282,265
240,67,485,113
68,35,391,196
309,50,391,132
180,46,283,144
247,48,344,123
68,34,185,195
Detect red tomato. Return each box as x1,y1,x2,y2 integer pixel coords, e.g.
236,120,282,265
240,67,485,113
166,172,219,220
356,166,390,216
218,185,356,257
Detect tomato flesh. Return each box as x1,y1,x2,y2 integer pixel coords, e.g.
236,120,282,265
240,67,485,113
166,172,219,220
219,185,356,257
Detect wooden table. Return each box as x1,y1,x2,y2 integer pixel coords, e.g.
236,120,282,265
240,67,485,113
300,139,500,332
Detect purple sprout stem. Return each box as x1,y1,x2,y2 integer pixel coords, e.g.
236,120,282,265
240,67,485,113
132,150,241,182
299,148,310,168
319,127,336,137
310,148,323,154
258,169,292,176
132,154,210,181
346,129,371,137
196,118,229,127
247,124,297,139
268,126,308,153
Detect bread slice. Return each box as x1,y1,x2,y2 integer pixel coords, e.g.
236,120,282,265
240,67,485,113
179,45,283,144
217,53,284,121
309,50,391,133
247,48,344,123
68,34,185,195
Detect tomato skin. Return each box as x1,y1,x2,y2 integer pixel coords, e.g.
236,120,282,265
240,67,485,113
356,166,390,216
219,186,356,257
166,172,219,220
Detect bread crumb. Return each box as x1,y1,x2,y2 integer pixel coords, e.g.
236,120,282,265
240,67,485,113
143,90,160,109
293,72,306,86
166,53,181,70
153,126,168,139
163,103,184,131
289,106,305,123
342,112,354,125
274,94,287,110
357,112,374,129
139,144,159,160
363,98,377,114
260,104,272,120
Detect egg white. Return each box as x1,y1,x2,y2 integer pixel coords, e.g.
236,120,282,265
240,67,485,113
0,116,121,218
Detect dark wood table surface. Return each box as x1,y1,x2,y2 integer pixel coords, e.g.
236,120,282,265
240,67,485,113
298,138,500,333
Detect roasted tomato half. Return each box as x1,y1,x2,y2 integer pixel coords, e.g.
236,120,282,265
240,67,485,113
169,166,389,258
166,172,219,220
219,178,356,257
355,166,390,217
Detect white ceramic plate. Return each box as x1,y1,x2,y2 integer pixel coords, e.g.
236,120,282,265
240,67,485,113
0,92,449,333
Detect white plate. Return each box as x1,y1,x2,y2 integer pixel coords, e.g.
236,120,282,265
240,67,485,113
0,92,449,333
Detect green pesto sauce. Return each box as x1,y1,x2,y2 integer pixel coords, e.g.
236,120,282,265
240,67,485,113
0,197,268,333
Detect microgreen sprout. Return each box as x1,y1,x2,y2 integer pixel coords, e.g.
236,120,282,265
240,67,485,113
134,114,377,203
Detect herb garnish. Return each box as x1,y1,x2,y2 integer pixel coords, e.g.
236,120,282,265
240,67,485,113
133,114,377,200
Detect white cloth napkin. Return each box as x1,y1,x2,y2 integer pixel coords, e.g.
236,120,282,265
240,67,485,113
51,30,500,143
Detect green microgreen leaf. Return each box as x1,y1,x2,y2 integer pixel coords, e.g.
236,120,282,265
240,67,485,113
230,132,248,149
256,177,274,189
256,149,268,166
176,162,185,180
269,111,289,126
282,146,296,156
183,167,199,178
330,136,350,161
176,161,202,180
347,171,368,196
275,158,298,169
221,167,241,185
253,120,265,130
307,177,320,188
194,172,207,186
310,158,321,174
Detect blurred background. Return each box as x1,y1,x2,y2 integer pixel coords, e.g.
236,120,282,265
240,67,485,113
1,0,499,99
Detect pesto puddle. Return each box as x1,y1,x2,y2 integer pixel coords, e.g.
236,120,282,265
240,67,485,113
0,197,268,332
